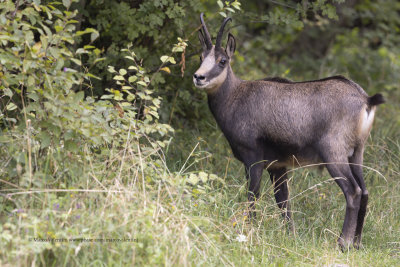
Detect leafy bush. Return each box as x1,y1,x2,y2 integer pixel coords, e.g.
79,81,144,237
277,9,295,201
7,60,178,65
0,0,174,185
0,0,101,185
0,1,218,265
1,0,399,266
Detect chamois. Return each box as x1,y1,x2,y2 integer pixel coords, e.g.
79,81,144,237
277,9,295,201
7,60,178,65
193,13,385,249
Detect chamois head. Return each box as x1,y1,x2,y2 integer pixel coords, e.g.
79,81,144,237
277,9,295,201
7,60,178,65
193,13,236,93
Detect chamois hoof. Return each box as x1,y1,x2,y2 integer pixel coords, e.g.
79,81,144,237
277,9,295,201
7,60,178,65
247,210,257,220
353,236,362,250
337,236,353,252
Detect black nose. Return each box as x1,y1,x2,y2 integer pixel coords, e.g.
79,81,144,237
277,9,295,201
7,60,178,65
193,74,205,81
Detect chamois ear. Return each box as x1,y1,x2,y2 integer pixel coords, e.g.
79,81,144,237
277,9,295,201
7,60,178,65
198,30,208,51
226,33,236,58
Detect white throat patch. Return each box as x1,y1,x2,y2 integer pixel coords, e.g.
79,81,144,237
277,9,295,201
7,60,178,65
205,67,227,94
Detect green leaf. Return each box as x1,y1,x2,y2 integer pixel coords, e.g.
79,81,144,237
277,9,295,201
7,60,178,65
125,56,135,61
119,69,127,76
55,25,64,32
137,81,147,87
113,75,125,81
128,76,137,83
67,19,79,24
62,0,71,8
101,95,113,99
48,47,60,58
76,28,98,40
64,130,75,140
39,131,51,148
70,58,82,66
86,73,101,80
94,58,106,64
27,92,39,101
127,94,135,101
219,12,227,18
6,103,17,111
26,75,35,87
4,88,13,98
65,140,78,153
76,48,88,54
172,46,183,52
41,24,53,39
108,66,116,73
90,31,99,42
231,1,241,10
217,0,224,9
160,55,169,63
73,91,84,103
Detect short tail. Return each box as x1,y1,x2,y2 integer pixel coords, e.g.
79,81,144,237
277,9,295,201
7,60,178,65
368,93,385,106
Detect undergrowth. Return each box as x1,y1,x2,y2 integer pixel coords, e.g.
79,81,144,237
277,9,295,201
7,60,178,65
1,1,399,266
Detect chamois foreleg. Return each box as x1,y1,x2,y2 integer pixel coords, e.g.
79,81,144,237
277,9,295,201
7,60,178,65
244,156,264,218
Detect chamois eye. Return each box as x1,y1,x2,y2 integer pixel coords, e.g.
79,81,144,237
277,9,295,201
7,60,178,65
219,59,226,66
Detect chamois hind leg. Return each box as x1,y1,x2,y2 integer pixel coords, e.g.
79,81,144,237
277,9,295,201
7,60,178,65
321,152,362,250
349,146,368,249
268,167,295,233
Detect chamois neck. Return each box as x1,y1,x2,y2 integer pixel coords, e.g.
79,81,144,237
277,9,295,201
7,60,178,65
208,66,240,96
207,66,241,119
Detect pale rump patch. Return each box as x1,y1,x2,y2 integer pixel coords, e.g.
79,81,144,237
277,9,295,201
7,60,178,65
358,105,376,138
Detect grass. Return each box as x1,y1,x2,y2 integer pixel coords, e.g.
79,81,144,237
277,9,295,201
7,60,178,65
1,98,399,266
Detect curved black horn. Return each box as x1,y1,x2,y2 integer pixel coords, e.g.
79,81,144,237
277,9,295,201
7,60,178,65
215,17,232,48
200,13,212,49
